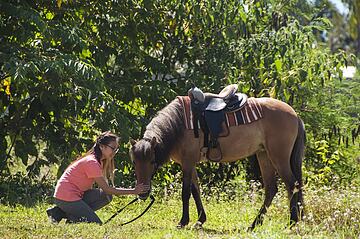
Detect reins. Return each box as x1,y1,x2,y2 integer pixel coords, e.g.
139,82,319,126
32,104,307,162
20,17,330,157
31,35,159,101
103,195,155,225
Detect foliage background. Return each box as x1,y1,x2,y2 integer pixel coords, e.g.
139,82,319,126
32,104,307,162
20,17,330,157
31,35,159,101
0,0,359,203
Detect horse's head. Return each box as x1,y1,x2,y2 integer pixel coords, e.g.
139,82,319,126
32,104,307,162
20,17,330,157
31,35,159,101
129,137,158,200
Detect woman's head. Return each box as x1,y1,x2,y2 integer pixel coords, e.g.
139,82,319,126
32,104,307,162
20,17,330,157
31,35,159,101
92,131,120,185
94,131,119,161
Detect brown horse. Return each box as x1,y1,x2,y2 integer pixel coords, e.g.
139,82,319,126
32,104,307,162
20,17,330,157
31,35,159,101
129,95,305,230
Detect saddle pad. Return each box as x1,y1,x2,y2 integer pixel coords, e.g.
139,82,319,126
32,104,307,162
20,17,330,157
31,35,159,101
177,96,195,129
225,97,263,126
177,96,264,130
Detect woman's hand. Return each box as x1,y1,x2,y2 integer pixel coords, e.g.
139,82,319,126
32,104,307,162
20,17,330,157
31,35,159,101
95,176,150,196
134,183,150,195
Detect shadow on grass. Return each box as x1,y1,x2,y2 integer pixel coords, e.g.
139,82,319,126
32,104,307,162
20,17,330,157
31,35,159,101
201,226,250,234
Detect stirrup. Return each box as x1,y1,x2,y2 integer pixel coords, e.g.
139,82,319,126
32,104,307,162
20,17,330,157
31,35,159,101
206,144,222,162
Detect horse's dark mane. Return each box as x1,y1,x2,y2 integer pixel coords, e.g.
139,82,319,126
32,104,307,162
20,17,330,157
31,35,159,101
143,98,185,166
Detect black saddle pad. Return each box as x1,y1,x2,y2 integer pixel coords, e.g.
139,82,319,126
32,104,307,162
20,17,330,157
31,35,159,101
204,110,225,137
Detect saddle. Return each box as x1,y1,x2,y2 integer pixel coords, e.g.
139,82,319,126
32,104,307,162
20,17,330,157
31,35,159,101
188,84,247,162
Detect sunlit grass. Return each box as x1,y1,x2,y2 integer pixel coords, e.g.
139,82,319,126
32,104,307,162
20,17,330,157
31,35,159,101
1,182,359,239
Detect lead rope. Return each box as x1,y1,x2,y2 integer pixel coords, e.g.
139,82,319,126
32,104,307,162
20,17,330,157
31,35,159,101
103,195,155,225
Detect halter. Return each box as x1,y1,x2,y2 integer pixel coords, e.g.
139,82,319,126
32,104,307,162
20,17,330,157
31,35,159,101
142,137,160,173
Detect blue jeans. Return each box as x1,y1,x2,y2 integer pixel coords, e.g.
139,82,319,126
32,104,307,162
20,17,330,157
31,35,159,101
54,188,112,224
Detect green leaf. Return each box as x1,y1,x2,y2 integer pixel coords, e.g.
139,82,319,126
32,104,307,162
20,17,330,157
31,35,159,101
26,141,38,157
15,141,28,166
123,165,129,174
239,9,247,22
283,88,291,102
81,49,92,58
274,59,282,73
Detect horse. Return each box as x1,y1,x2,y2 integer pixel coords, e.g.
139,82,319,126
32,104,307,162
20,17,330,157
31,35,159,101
129,92,305,230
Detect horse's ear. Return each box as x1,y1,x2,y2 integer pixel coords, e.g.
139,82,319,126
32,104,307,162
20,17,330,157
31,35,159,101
129,138,136,146
150,137,158,148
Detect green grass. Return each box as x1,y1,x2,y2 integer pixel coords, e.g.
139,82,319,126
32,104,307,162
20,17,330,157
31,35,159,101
1,184,359,239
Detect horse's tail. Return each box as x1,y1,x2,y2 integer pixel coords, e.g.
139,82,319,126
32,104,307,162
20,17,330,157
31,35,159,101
290,117,306,206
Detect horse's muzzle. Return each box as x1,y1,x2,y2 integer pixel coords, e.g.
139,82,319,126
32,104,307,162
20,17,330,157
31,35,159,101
138,192,150,200
138,184,151,200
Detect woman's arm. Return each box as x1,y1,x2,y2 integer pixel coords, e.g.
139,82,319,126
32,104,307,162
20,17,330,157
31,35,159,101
94,176,149,196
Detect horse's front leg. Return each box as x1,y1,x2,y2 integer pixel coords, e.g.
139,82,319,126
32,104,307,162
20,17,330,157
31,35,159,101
191,168,206,228
177,167,192,228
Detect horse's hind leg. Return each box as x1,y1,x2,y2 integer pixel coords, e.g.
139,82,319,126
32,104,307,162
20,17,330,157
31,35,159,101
191,168,206,228
277,166,300,225
266,144,301,225
249,150,278,231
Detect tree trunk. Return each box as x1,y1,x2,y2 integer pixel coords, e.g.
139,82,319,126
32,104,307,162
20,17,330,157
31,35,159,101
357,14,360,56
355,0,360,56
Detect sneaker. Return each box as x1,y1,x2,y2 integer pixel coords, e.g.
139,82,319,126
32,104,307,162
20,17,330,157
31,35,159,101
46,207,65,223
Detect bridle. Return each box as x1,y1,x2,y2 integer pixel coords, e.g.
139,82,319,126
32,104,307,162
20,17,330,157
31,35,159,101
142,137,160,174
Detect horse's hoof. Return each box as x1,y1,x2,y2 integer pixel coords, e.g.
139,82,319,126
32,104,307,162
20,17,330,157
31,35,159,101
176,223,185,229
192,221,203,230
247,225,255,232
288,220,297,229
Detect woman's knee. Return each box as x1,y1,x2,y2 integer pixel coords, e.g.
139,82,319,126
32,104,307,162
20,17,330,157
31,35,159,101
99,189,113,203
106,194,113,203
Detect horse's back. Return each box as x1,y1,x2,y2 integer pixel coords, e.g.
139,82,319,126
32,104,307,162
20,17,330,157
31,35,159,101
256,97,298,117
172,97,300,164
216,97,300,162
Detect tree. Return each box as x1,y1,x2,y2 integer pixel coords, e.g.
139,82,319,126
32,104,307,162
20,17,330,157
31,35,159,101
0,0,354,187
346,0,360,55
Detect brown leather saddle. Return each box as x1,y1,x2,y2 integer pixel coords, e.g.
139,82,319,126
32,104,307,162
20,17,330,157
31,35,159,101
188,84,247,162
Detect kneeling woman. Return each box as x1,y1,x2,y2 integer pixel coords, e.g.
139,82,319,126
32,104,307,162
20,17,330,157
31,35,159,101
47,131,149,224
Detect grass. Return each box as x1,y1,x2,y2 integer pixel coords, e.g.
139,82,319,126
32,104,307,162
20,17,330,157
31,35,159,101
1,183,359,239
